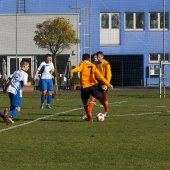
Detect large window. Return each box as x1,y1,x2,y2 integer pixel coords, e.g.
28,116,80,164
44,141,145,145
125,12,144,31
149,12,169,30
100,13,120,45
149,53,169,76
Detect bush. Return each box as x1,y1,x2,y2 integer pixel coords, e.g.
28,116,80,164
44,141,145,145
70,66,80,85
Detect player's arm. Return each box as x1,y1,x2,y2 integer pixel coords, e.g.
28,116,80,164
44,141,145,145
23,74,31,86
105,64,112,83
34,63,43,80
70,62,83,73
70,62,83,78
94,68,113,89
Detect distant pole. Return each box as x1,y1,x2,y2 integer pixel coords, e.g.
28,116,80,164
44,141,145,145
89,0,92,60
16,0,18,70
163,0,166,98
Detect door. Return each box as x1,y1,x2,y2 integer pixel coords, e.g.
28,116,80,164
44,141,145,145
111,61,123,86
7,56,34,77
105,55,144,86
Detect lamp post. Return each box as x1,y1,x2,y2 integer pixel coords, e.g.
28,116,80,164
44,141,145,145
16,0,18,70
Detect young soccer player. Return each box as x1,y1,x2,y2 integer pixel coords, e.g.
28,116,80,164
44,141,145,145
0,61,31,124
70,53,113,122
87,53,99,117
35,54,54,109
88,51,112,117
91,53,98,64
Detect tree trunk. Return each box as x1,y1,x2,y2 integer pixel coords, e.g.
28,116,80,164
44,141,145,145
53,54,58,94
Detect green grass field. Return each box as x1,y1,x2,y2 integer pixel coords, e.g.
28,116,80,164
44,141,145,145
1,90,170,170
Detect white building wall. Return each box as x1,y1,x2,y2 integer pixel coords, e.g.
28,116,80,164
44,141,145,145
0,14,79,66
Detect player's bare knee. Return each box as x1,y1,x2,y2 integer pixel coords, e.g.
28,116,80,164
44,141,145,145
17,107,21,112
48,91,53,95
43,91,47,95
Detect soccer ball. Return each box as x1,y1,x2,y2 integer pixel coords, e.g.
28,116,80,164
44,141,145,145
96,113,105,122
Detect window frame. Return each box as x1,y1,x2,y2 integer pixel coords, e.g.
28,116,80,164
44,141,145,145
101,13,109,29
125,12,145,31
149,53,169,63
149,63,160,76
149,12,169,31
149,53,169,76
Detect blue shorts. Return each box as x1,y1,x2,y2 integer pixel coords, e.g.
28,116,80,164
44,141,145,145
8,92,22,107
40,79,54,91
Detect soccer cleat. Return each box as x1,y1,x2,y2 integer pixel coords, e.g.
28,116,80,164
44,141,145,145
82,114,88,120
4,107,9,116
104,112,109,117
8,118,15,124
46,105,52,109
83,114,93,123
0,112,12,125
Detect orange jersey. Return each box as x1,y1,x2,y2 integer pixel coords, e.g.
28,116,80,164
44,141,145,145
96,60,112,83
70,61,111,89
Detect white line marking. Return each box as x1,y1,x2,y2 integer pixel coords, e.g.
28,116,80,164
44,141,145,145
0,107,83,133
113,101,128,104
155,106,167,108
111,112,163,117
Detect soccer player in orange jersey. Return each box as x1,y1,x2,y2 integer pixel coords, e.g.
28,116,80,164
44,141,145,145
70,53,113,122
88,51,112,117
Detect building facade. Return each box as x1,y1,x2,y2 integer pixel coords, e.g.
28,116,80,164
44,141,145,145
0,0,169,87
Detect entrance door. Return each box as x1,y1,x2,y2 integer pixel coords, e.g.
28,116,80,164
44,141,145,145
7,56,34,77
111,61,123,86
105,55,144,86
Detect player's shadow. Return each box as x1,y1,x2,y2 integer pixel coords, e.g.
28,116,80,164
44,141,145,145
40,119,82,123
13,118,36,121
58,114,81,117
13,118,82,123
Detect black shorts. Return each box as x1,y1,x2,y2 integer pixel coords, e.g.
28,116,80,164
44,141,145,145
81,85,103,101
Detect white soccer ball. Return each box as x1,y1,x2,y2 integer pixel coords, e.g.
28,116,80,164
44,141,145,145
96,113,105,122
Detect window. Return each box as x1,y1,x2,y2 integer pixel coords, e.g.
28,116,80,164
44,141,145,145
160,13,169,29
100,13,120,45
149,12,169,30
125,12,144,30
150,53,169,63
149,53,169,76
111,13,119,29
101,14,109,29
149,64,160,76
125,13,134,29
136,13,144,29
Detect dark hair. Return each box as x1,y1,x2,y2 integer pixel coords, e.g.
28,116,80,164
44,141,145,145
92,53,97,58
82,53,90,61
45,54,52,58
96,51,104,56
20,60,29,67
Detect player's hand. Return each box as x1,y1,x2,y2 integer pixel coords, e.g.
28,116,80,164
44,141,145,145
109,85,113,90
70,72,73,79
101,85,108,90
27,82,31,86
34,75,38,81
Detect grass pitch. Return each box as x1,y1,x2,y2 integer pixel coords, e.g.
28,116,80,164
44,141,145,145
0,90,170,170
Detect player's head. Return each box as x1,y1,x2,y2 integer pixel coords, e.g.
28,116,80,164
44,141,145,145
20,61,29,71
82,53,90,61
96,51,104,63
92,53,98,63
45,54,52,63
